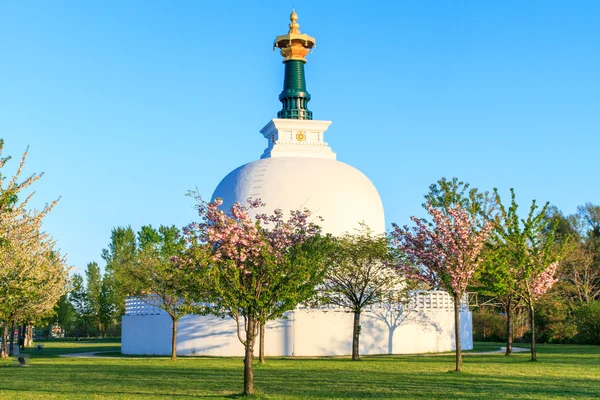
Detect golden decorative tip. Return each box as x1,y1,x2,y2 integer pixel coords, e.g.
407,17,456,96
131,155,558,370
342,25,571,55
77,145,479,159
273,9,316,63
289,9,300,33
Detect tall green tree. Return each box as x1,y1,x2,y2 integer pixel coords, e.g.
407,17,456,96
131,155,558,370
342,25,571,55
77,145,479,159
53,294,77,336
102,226,137,318
70,274,93,337
85,262,102,334
98,274,116,337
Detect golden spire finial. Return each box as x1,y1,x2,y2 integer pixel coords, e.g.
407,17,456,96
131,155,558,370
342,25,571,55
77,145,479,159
274,9,316,63
289,9,300,34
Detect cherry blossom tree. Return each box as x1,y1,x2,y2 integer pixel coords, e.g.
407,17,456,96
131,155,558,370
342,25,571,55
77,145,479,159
183,195,331,395
391,204,493,372
0,141,69,357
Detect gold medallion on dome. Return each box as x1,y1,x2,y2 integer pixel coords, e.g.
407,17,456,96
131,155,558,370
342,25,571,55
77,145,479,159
296,132,306,142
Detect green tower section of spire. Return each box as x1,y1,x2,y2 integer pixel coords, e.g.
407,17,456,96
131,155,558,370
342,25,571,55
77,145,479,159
274,10,316,120
278,60,312,120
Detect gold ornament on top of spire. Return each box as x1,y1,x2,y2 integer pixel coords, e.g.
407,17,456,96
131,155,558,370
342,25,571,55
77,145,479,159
274,9,316,63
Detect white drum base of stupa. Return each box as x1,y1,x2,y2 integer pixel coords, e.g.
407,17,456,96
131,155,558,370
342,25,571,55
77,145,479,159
121,291,473,356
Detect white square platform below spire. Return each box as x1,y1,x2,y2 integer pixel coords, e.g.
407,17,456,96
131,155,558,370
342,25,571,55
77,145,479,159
260,119,336,160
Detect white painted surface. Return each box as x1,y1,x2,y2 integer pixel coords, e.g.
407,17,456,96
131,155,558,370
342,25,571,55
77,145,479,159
212,157,386,236
260,119,336,159
122,307,472,356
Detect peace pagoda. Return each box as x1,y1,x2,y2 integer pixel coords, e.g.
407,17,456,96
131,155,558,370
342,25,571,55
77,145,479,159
121,11,472,357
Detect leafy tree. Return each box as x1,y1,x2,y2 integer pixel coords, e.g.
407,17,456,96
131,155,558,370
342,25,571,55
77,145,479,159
102,226,137,318
392,203,492,372
184,197,331,395
116,224,196,360
53,294,77,336
320,225,403,360
0,141,69,357
98,274,116,337
477,189,525,355
70,274,93,337
85,262,102,333
482,190,566,360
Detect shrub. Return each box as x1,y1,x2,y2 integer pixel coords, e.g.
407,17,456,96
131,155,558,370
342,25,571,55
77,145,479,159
574,301,600,345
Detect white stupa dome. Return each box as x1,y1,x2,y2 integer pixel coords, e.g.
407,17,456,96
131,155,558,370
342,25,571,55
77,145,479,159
212,156,385,236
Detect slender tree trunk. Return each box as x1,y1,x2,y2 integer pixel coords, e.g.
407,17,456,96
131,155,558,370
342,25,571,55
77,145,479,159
171,316,178,361
259,322,265,365
529,304,536,361
25,324,33,347
244,318,257,395
1,321,8,358
19,325,25,350
9,321,15,356
505,297,513,356
352,310,361,361
454,295,462,372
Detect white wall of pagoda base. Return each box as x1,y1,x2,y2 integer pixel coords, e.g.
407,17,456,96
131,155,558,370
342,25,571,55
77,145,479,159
121,308,472,357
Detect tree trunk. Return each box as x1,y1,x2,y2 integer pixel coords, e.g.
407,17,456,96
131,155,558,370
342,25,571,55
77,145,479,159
9,321,15,356
454,295,462,372
352,310,361,361
243,318,257,395
529,304,537,361
171,316,178,361
505,296,513,356
1,321,8,358
19,325,25,350
259,322,265,365
25,324,33,347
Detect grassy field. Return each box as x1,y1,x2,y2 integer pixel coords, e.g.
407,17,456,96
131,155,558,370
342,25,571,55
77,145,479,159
0,340,598,399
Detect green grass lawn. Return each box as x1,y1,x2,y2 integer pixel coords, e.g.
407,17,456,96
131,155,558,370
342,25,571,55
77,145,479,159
0,340,598,399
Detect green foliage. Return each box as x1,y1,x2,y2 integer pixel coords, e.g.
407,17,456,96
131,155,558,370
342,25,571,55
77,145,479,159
574,301,600,344
52,294,77,336
534,295,577,344
102,226,137,317
69,273,95,337
424,176,495,224
120,224,196,319
321,226,404,312
85,262,102,317
472,306,506,342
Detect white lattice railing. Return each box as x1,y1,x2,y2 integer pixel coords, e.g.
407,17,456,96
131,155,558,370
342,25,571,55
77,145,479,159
297,290,468,312
125,296,166,315
125,290,469,315
409,291,469,311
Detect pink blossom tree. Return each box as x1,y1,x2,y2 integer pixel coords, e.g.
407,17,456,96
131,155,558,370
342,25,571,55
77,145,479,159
391,204,493,372
183,195,331,395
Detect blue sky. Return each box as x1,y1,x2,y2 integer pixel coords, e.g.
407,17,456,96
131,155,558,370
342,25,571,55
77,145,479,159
1,1,598,273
